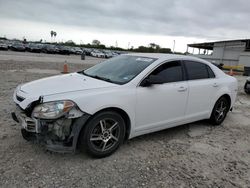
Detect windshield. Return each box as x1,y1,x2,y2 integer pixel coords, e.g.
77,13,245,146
81,55,157,85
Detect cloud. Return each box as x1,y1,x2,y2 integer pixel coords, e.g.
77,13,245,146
0,0,250,40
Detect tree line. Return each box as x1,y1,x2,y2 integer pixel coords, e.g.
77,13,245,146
1,34,175,54
64,40,173,53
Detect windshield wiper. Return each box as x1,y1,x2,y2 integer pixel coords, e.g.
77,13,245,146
78,70,87,75
79,71,121,84
79,71,115,83
91,75,113,83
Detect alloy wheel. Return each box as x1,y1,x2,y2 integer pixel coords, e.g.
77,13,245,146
215,100,228,122
90,118,120,152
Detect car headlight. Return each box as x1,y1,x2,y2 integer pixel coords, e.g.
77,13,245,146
32,100,75,119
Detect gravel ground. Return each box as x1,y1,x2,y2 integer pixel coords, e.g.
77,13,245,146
0,52,250,188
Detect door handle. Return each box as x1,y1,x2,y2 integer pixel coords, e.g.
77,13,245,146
213,83,219,87
178,86,187,92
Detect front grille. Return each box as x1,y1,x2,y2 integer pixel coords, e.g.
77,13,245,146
16,95,25,102
26,120,36,132
15,106,37,132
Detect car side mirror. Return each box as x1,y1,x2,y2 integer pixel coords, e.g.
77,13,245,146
140,75,164,87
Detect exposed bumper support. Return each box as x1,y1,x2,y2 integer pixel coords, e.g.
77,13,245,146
11,112,19,123
12,110,90,153
44,115,90,153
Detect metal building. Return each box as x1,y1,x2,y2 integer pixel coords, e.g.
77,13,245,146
187,39,250,67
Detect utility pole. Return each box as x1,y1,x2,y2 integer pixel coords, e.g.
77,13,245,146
173,40,175,53
128,42,130,50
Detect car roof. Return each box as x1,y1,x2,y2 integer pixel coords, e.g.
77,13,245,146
124,53,226,84
125,53,206,63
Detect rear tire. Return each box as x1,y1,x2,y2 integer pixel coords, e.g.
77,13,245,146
80,111,125,158
209,97,230,125
244,83,250,94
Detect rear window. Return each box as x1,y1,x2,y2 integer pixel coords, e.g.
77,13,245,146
207,66,215,78
184,61,215,80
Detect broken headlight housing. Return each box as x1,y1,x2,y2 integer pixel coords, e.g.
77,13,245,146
32,100,75,119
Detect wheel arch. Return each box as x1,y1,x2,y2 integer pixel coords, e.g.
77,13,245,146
95,107,132,141
209,93,231,118
209,93,232,125
77,107,132,146
220,94,231,108
213,93,232,112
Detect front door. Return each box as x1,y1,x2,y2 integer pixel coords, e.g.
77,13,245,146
135,61,188,133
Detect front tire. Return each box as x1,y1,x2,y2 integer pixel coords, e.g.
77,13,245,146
210,97,230,125
80,111,126,158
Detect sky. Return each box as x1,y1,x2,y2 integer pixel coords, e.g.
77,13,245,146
0,0,250,52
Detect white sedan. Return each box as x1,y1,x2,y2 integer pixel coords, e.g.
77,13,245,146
90,50,105,58
12,54,238,157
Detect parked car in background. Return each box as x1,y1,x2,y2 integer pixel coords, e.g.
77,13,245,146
10,42,26,52
212,63,224,70
111,51,119,57
103,50,114,58
26,43,42,53
91,50,105,58
5,40,13,48
71,47,83,55
0,43,8,51
57,45,71,55
244,77,250,94
83,48,93,56
42,44,59,54
12,54,238,158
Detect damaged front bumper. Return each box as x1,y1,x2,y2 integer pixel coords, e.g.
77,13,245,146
12,106,90,153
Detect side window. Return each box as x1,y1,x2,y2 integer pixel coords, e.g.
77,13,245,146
185,61,213,80
150,61,183,83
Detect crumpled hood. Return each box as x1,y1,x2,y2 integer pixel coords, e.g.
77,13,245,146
19,73,116,97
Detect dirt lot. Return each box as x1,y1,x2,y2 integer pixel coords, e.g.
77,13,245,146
0,51,250,188
0,51,103,65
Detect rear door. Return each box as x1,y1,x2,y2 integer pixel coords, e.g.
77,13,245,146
183,60,218,120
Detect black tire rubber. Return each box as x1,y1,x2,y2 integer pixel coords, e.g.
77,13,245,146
80,111,126,158
244,83,250,94
209,97,230,125
21,129,36,141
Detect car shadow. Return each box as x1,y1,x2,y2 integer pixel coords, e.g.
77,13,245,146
24,120,214,160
